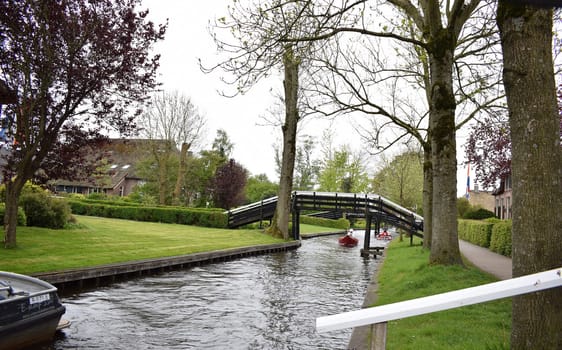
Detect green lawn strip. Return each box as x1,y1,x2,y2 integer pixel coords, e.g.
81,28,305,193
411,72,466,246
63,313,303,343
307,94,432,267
0,215,287,275
299,223,344,236
376,237,511,350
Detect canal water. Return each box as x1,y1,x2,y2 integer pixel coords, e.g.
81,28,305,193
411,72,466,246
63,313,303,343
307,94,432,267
45,231,385,349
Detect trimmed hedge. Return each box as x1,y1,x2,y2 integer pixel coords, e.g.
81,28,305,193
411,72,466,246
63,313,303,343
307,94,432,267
68,200,228,228
457,219,494,247
458,218,512,257
300,216,350,230
489,220,512,257
0,204,27,226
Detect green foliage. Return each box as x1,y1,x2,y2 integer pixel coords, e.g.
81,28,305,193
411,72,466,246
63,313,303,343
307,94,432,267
300,216,349,230
458,219,493,247
126,186,158,206
372,150,423,213
458,218,512,257
20,192,71,229
67,200,228,228
463,206,496,220
379,238,511,349
317,144,370,193
245,174,278,204
489,220,512,257
0,204,27,226
457,197,471,217
86,192,109,200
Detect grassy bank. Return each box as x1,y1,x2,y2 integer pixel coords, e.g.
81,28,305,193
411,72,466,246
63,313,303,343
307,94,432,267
377,237,511,349
0,216,291,275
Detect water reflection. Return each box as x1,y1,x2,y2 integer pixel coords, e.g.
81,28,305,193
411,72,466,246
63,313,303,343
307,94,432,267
44,231,384,349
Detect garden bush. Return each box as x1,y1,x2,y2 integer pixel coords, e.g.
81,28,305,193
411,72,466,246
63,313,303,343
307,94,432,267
0,204,27,226
463,206,496,220
489,220,512,257
20,192,71,229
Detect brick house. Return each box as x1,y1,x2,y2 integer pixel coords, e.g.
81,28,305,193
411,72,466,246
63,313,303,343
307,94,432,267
492,174,512,220
53,138,173,197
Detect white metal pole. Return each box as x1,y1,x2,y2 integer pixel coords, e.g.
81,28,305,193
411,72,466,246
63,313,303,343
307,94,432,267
317,267,562,333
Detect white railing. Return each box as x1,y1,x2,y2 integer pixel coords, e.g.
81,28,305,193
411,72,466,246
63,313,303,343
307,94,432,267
316,267,562,333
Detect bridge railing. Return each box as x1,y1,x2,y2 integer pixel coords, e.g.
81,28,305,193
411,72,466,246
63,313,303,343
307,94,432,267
316,267,562,333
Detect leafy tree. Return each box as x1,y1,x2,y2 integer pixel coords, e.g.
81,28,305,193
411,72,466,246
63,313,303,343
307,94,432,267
465,116,512,189
317,144,370,193
212,129,234,160
0,0,165,248
212,159,248,210
497,2,562,347
245,174,278,204
465,92,561,189
372,150,423,214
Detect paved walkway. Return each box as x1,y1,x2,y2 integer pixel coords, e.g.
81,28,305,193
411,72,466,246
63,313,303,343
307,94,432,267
459,240,512,280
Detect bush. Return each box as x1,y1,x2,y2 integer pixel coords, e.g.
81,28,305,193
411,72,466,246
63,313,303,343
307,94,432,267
463,206,496,220
490,220,512,257
0,204,27,226
20,192,71,229
457,197,471,218
458,219,493,247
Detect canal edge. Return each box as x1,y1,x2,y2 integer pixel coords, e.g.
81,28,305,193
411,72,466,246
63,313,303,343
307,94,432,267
32,241,301,293
347,248,387,350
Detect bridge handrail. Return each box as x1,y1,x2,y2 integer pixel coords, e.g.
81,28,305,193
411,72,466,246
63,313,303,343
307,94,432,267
226,196,278,215
294,191,423,224
316,267,562,333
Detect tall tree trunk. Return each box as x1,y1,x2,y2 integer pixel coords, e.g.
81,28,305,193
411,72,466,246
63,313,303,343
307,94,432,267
422,145,433,249
497,4,562,349
3,177,25,248
428,34,463,265
173,142,190,205
269,46,299,240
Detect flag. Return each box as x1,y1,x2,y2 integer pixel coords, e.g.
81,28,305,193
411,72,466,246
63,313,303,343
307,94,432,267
465,164,470,199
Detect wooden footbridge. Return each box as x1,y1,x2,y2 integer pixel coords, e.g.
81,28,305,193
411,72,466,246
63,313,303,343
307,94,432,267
226,191,423,246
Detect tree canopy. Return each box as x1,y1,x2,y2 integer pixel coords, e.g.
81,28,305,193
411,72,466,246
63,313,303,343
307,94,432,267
0,0,166,247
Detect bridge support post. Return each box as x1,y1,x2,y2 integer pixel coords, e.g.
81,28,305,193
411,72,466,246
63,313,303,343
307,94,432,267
363,214,372,253
292,209,300,240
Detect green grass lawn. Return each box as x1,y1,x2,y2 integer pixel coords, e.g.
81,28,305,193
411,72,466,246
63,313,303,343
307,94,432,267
0,215,291,274
377,237,511,349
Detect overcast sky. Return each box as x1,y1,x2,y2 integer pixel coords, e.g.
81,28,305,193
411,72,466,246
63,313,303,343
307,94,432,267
141,1,471,196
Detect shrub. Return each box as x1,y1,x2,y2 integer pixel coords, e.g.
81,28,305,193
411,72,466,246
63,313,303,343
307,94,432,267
463,206,496,220
0,204,27,226
490,220,512,257
457,197,471,218
20,192,71,229
458,219,493,247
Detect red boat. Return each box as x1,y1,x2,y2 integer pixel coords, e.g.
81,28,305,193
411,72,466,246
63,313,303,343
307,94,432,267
338,234,358,247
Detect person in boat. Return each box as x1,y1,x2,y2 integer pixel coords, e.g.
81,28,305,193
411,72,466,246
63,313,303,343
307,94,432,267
378,228,390,239
347,228,354,236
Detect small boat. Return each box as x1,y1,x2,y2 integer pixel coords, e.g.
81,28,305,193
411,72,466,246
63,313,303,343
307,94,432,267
0,271,67,350
338,234,358,247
